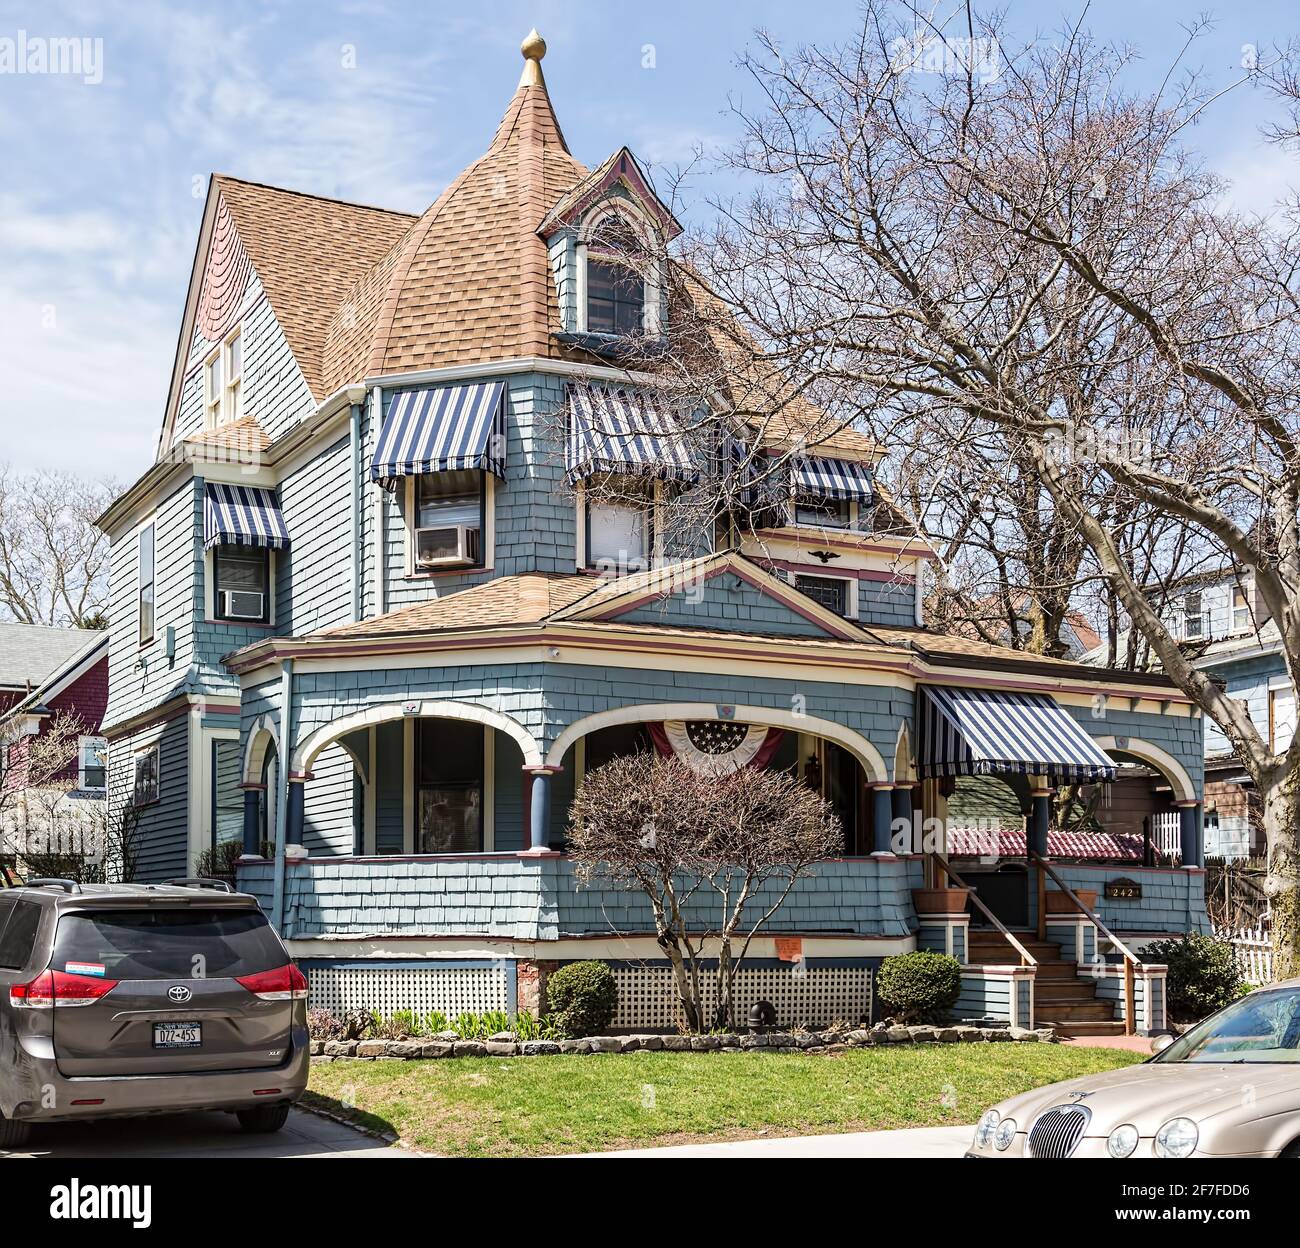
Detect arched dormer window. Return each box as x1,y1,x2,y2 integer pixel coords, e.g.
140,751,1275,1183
578,209,662,338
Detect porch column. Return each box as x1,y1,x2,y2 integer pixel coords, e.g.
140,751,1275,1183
240,783,265,857
522,766,561,853
286,773,309,858
891,782,916,853
1176,799,1203,868
1029,781,1051,858
869,782,895,856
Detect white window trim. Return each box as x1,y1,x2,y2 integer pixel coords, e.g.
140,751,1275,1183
132,742,161,808
77,735,108,793
788,569,859,621
403,472,494,577
203,324,244,429
204,545,276,625
193,725,240,869
578,482,658,573
577,206,663,338
135,514,157,649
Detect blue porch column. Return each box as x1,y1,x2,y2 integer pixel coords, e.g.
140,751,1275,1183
1029,781,1051,858
522,766,561,853
891,783,916,853
1177,800,1203,868
286,774,308,855
869,783,895,856
240,783,265,857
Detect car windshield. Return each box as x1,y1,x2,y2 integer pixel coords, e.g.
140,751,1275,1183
1153,986,1300,1064
52,908,285,980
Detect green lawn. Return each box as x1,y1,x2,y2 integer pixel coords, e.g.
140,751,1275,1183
305,1045,1143,1156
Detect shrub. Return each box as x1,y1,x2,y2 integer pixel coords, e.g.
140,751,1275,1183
307,1008,346,1040
876,951,962,1024
1143,932,1243,1021
546,961,618,1038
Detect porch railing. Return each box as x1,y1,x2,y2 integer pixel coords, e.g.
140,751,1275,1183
1031,851,1140,1035
933,855,1037,968
1152,810,1182,857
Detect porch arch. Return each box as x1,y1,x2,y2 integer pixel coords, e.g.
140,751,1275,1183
1091,735,1197,803
544,702,889,782
291,700,543,774
242,716,279,786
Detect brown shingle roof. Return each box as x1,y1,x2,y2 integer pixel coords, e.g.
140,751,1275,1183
185,415,272,458
214,176,416,399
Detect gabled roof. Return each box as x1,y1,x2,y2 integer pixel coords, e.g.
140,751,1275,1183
537,145,682,240
0,624,105,693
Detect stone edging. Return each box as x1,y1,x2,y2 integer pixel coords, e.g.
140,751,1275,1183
310,1022,1059,1061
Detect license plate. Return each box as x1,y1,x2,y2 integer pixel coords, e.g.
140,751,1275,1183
153,1021,201,1049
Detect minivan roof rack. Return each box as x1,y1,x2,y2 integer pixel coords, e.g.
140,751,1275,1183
26,878,82,894
162,877,235,893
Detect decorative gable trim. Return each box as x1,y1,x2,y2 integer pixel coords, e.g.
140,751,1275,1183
537,147,681,241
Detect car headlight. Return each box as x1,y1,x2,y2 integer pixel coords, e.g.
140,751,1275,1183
974,1109,1000,1148
1154,1117,1199,1158
993,1117,1017,1151
1107,1124,1139,1158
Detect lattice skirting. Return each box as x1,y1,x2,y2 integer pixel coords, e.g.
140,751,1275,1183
303,962,509,1019
610,963,872,1031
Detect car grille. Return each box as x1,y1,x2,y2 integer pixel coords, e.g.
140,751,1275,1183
1027,1104,1092,1158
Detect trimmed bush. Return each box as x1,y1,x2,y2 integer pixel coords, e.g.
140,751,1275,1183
876,951,962,1024
1143,932,1242,1021
547,960,619,1038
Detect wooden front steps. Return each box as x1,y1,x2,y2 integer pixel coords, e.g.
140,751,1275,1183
967,929,1127,1039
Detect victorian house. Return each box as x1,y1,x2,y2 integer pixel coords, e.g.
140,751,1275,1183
97,33,1208,1036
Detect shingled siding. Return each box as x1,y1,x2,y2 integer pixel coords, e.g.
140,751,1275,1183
303,741,357,856
1065,703,1204,794
235,853,923,942
276,433,353,636
1038,865,1210,935
859,579,916,628
621,580,838,638
107,713,191,882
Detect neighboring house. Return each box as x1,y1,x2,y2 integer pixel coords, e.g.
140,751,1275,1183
958,593,1102,660
96,33,1206,1036
0,623,110,864
1084,567,1276,861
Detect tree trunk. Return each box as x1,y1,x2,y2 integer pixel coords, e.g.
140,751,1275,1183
1260,769,1300,981
656,930,703,1032
714,938,734,1029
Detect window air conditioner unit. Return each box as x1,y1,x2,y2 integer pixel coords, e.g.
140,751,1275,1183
416,524,479,568
220,589,265,620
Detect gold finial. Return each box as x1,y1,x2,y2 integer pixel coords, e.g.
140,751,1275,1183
519,28,546,85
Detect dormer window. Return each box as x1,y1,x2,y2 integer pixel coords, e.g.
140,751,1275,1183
204,327,243,427
587,260,645,336
794,494,851,529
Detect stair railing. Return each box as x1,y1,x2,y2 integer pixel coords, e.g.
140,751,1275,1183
1030,852,1139,1036
933,856,1037,968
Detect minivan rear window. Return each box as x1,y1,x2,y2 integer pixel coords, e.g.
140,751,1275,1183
0,900,42,970
52,909,285,980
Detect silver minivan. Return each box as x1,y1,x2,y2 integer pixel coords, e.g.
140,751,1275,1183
0,878,309,1149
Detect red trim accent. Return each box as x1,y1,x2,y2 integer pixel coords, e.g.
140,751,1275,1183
761,557,916,585
287,771,314,782
240,782,268,792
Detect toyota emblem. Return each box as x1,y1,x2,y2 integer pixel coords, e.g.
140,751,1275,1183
167,985,193,1003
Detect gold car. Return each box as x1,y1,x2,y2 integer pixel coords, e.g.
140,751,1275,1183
966,979,1300,1159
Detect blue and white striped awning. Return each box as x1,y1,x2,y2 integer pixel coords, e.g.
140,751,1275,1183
566,386,700,485
203,483,291,551
371,381,507,484
919,685,1118,785
794,456,874,502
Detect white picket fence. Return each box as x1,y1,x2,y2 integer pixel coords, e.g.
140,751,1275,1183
1215,922,1274,985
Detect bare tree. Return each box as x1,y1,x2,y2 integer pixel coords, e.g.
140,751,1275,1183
0,466,114,627
657,3,1300,975
0,711,99,868
566,753,841,1030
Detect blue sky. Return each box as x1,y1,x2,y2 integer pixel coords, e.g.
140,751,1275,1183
1,0,1298,483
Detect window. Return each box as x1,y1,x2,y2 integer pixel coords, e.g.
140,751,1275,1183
214,546,270,622
586,485,652,573
413,470,484,570
794,494,851,529
1271,687,1296,754
203,328,243,427
133,746,160,807
78,736,107,792
138,523,155,645
0,899,42,970
212,738,244,854
794,573,850,617
1232,586,1251,632
1182,592,1204,639
415,719,484,854
587,260,645,336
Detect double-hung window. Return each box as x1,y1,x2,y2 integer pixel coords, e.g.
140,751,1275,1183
1232,586,1251,632
586,479,653,574
133,746,160,807
413,470,485,570
204,328,243,427
138,523,155,645
214,546,270,623
78,737,107,792
1182,592,1205,639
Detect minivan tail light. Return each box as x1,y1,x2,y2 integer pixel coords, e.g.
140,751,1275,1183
10,969,119,1008
236,964,308,1002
